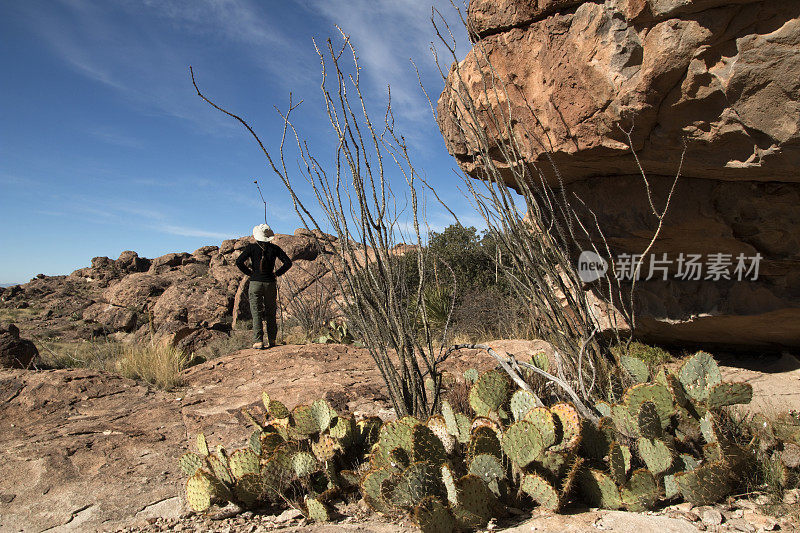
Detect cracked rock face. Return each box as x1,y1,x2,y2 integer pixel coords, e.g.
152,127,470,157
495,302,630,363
438,0,800,348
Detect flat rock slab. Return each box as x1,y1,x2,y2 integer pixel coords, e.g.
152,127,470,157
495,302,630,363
719,352,800,415
0,369,185,532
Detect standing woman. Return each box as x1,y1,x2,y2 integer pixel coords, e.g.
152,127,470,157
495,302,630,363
236,224,292,349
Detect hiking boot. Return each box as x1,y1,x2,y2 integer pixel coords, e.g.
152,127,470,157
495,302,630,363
252,342,264,350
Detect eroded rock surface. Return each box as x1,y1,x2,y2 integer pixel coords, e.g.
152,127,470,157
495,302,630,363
1,343,798,532
438,0,800,348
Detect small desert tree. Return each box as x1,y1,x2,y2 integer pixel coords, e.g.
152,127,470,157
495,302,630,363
190,31,454,418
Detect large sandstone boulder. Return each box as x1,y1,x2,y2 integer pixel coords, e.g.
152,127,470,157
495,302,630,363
82,302,138,332
438,0,800,348
115,250,151,273
150,277,232,330
0,323,38,369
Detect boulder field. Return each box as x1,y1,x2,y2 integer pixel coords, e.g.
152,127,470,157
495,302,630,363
0,229,341,354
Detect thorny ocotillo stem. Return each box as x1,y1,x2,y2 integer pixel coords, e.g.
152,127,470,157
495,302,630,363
254,179,268,224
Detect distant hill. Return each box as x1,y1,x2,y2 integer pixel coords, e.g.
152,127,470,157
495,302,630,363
1,283,21,288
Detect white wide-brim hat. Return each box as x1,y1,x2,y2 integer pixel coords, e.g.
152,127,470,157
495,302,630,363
253,224,275,242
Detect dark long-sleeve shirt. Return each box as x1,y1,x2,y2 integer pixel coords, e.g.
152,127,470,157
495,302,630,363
235,242,292,282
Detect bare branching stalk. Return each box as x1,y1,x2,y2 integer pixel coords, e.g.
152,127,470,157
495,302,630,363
429,4,685,408
191,30,451,418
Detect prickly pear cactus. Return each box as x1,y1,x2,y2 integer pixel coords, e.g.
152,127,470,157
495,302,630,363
178,349,771,529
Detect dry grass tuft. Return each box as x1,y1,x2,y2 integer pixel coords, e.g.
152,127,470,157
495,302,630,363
36,337,123,371
117,341,189,390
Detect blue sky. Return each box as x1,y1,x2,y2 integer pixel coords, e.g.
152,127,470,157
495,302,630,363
0,0,474,284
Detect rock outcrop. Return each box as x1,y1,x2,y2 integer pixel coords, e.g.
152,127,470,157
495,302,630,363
438,0,800,348
0,230,341,351
0,323,38,368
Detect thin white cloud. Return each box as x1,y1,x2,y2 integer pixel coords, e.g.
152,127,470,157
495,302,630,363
17,0,314,136
88,126,145,149
159,224,236,239
301,0,470,152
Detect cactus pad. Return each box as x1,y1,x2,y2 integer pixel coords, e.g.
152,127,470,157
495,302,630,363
356,417,382,449
360,467,394,513
329,415,354,442
463,368,479,384
267,399,290,420
706,382,753,409
311,398,337,433
441,400,470,443
379,420,414,457
411,424,448,466
621,469,658,511
532,351,550,372
291,451,318,478
306,497,331,522
468,453,505,496
581,418,614,460
636,401,662,440
609,441,627,484
468,426,502,461
637,437,672,474
185,470,215,512
551,403,582,451
579,469,622,510
452,474,494,530
196,432,209,456
229,449,260,479
611,404,639,438
468,370,511,417
234,473,264,506
415,495,456,533
389,446,411,469
426,415,456,454
511,390,538,421
501,420,545,467
664,474,680,499
678,351,721,401
312,434,339,462
621,355,650,383
207,454,233,486
179,452,205,477
521,472,560,511
441,463,458,505
260,432,286,456
523,407,557,449
470,416,501,434
561,457,585,501
290,404,318,435
595,401,612,418
389,461,447,509
624,383,673,428
249,430,263,455
674,461,731,505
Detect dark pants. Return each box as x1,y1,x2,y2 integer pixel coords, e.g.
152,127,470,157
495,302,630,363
249,280,277,345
